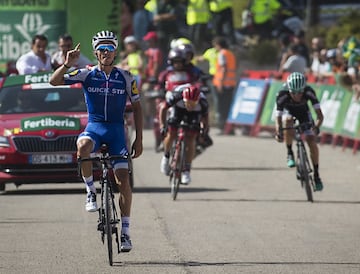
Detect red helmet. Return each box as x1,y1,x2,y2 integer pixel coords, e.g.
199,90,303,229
183,86,200,102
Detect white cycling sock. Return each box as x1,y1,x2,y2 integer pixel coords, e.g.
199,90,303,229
83,175,96,193
122,216,130,236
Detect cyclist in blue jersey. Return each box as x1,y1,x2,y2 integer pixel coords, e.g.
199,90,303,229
50,30,143,252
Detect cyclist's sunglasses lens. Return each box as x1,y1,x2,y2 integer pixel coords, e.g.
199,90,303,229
97,44,115,52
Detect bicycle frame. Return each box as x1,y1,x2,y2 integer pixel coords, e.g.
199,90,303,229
284,121,315,202
169,123,188,200
78,145,128,265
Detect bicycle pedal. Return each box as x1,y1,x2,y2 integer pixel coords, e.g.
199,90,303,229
97,223,104,231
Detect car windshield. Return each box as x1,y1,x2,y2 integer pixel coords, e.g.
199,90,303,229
0,83,87,114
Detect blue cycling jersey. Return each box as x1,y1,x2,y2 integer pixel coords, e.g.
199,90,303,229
64,66,140,123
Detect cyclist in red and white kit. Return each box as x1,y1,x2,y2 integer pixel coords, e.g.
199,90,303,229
159,84,209,184
153,47,204,151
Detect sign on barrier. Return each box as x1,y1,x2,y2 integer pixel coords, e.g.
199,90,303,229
339,95,360,139
226,78,269,126
259,80,284,127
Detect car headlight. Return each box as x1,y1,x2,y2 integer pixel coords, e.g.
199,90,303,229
0,136,10,147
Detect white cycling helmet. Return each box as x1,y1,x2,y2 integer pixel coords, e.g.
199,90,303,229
287,72,306,93
92,30,118,50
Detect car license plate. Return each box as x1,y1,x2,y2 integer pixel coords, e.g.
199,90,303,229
30,154,73,164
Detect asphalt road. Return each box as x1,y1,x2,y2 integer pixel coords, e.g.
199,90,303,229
0,129,359,274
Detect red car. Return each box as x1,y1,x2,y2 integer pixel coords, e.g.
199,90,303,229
0,72,88,191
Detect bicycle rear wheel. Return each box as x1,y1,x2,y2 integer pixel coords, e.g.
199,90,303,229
298,147,313,202
104,180,114,265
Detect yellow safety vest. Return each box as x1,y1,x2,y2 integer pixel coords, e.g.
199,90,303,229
251,0,281,24
209,0,232,12
187,0,210,25
213,49,237,88
145,0,157,14
203,47,218,76
127,51,142,76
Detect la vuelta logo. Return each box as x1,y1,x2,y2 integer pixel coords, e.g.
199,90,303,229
21,116,80,131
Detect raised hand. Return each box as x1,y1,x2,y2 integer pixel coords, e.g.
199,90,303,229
65,43,81,67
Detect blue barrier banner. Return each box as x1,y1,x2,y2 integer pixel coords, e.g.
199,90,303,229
227,78,269,125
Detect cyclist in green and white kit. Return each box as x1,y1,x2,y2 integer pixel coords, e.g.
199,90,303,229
275,72,324,191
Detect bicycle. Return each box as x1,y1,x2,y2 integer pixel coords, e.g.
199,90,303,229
78,144,129,266
282,120,315,202
124,103,134,189
168,121,193,200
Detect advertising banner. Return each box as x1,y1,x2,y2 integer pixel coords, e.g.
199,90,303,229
259,80,283,127
317,84,351,134
66,0,120,63
340,94,360,139
0,0,121,72
0,0,66,69
226,78,269,125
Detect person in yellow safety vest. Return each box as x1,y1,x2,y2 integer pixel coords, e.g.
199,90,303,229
250,0,281,39
145,0,157,15
212,36,237,135
209,0,236,46
186,0,211,54
118,36,144,89
195,38,219,124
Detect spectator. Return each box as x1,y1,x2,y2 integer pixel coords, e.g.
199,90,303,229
212,36,237,135
121,0,135,40
133,0,154,49
279,44,307,74
277,33,291,70
195,38,219,122
118,36,144,88
209,0,236,46
310,48,333,83
292,30,310,68
16,34,52,75
142,31,164,128
186,0,211,54
248,0,282,40
341,36,360,79
153,0,179,58
51,34,92,70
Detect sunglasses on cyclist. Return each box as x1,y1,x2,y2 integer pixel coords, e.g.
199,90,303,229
96,44,116,52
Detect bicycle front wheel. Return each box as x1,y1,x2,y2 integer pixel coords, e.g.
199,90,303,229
104,180,114,265
170,140,185,200
298,147,313,202
128,157,134,190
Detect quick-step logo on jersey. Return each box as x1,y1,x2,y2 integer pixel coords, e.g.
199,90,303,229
131,80,139,95
69,69,81,77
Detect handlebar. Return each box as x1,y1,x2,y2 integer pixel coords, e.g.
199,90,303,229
144,90,165,99
281,121,314,133
78,143,129,164
78,154,128,164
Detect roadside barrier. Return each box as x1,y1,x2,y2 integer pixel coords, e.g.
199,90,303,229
226,70,360,153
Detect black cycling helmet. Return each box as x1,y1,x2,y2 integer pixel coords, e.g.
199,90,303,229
287,72,306,93
176,43,195,60
167,48,186,65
